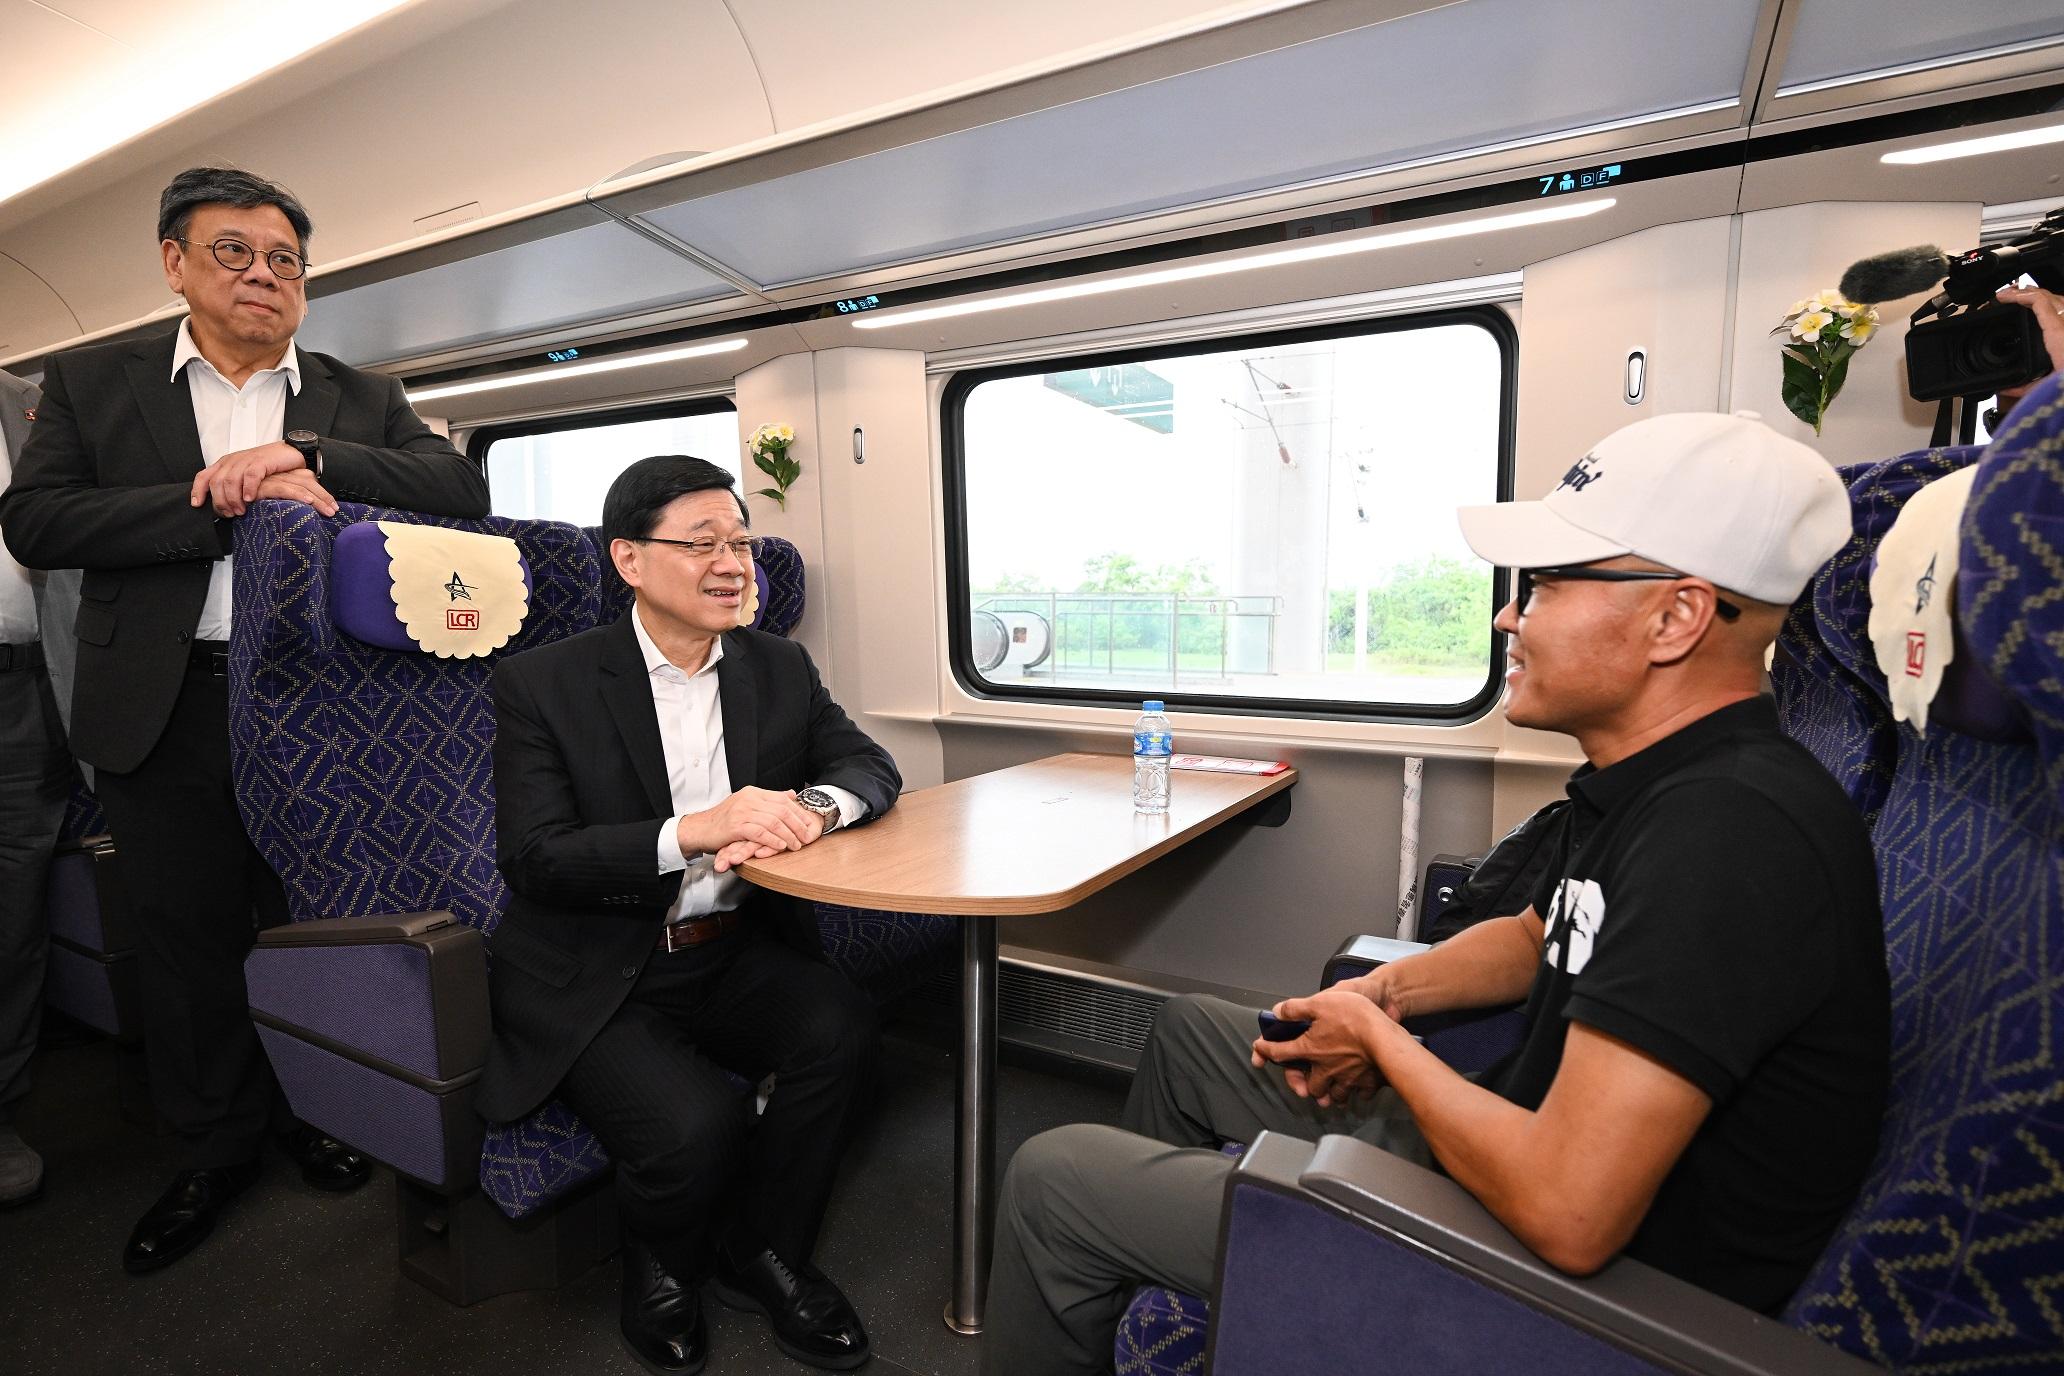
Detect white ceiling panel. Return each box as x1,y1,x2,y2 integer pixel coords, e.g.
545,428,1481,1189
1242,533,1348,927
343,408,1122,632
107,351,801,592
1776,0,2064,94
0,1,125,118
34,0,195,49
0,0,414,205
632,0,1762,289
295,214,737,367
730,0,1283,131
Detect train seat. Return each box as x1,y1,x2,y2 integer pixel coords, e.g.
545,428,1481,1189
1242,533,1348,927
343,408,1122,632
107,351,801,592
1780,381,2064,1369
42,772,139,1041
1123,391,2064,1374
235,502,951,1303
232,498,614,1302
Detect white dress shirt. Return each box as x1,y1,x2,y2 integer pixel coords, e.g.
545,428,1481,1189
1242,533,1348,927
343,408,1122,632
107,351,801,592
171,319,302,641
0,418,37,644
636,605,865,922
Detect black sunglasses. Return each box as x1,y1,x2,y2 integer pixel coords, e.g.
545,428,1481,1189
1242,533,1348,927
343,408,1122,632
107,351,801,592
1515,565,1742,622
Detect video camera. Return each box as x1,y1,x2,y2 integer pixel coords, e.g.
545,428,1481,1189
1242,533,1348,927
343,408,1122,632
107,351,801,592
1841,208,2064,402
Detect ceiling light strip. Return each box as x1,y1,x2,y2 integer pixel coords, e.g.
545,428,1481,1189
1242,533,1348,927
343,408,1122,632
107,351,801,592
1881,120,2064,165
407,338,750,403
852,198,1616,330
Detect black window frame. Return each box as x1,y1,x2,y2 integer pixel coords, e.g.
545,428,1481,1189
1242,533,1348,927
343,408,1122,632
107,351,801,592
468,395,741,512
940,306,1517,724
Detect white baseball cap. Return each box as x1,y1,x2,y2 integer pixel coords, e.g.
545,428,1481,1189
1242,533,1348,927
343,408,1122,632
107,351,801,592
1456,411,1852,605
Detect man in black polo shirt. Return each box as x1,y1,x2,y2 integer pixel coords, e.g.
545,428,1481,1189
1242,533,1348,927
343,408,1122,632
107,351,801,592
982,412,1889,1375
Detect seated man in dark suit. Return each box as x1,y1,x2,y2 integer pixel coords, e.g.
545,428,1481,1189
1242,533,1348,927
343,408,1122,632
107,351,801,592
477,455,899,1375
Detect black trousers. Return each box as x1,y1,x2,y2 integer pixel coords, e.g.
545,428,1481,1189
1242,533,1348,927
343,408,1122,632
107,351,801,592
91,664,293,1169
0,659,70,1123
555,927,879,1282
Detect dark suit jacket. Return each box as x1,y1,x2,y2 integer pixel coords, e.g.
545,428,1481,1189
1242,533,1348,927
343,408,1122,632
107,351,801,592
475,614,901,1124
0,330,490,773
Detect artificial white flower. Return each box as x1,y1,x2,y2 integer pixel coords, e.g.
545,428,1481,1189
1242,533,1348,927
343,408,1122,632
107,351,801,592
1811,288,1846,310
1792,310,1835,340
1839,315,1878,344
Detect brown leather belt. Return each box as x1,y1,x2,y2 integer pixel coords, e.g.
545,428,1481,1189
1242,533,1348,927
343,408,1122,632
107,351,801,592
657,909,745,952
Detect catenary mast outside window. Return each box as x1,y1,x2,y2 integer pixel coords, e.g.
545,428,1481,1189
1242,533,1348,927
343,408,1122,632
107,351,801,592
944,311,1512,720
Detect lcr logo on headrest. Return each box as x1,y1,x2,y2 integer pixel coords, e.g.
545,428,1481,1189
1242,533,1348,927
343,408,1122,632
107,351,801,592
1556,453,1604,493
447,608,480,631
444,570,475,602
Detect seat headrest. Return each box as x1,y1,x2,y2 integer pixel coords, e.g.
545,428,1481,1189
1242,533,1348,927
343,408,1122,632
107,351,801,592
1958,373,2064,801
1814,446,1985,705
333,519,533,657
1863,466,2028,742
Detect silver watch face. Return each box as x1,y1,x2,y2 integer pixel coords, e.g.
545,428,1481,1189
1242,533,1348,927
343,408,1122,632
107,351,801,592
798,787,838,815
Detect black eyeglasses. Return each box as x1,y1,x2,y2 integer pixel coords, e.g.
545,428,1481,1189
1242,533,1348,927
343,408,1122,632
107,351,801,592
634,535,760,561
174,237,308,280
1515,565,1742,622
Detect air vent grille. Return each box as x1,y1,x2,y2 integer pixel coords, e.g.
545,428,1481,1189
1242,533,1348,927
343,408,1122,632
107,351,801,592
911,960,1172,1069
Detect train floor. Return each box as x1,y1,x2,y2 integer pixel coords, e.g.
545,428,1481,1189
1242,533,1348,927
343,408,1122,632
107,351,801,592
2,1018,1130,1376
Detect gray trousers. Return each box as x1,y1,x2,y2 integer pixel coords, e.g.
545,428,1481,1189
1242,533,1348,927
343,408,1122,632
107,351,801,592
983,993,1432,1376
0,661,70,1123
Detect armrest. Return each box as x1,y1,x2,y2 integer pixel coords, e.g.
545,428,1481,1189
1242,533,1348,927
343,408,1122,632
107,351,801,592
1207,1131,1876,1376
1323,934,1432,985
1322,934,1525,1074
246,912,487,1084
254,910,460,945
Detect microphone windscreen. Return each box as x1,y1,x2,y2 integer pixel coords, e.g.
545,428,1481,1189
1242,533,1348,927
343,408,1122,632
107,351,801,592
1839,246,1950,303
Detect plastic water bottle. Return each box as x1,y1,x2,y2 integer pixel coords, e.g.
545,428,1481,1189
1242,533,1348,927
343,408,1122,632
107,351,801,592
1133,700,1172,814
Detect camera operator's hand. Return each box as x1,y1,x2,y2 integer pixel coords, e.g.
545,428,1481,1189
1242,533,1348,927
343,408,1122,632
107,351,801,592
1996,284,2064,380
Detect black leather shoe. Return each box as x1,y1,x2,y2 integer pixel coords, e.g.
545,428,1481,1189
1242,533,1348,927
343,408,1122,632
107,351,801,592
712,1246,870,1371
275,1126,371,1192
620,1241,708,1375
122,1162,259,1274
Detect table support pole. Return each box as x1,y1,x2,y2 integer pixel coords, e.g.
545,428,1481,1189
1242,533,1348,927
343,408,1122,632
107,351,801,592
946,914,999,1335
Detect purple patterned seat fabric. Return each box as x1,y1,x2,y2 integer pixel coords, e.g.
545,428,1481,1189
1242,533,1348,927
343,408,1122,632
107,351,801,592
1784,383,2064,1370
58,770,105,843
229,499,613,1217
1116,1284,1211,1376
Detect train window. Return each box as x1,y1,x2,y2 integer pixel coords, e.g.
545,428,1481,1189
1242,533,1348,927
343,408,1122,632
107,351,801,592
944,310,1513,719
474,399,740,524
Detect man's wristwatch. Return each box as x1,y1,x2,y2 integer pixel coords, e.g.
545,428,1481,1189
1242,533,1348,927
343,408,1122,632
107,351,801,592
797,787,841,833
285,428,323,478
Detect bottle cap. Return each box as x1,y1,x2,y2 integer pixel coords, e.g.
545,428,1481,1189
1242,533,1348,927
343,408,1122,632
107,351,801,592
1142,700,1165,712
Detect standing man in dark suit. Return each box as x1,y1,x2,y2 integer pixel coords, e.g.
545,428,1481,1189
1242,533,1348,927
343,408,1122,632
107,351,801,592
479,455,897,1375
0,367,68,1211
0,167,491,1272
